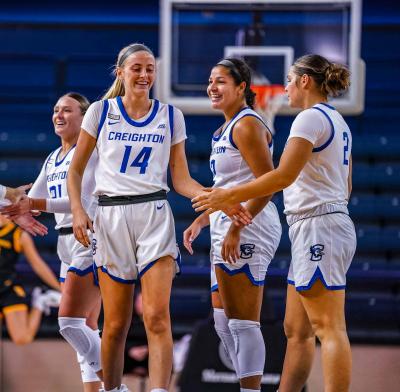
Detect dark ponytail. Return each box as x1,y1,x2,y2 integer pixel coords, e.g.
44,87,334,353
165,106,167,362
216,57,256,108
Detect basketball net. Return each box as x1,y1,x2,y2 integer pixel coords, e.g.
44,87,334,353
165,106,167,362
251,84,286,135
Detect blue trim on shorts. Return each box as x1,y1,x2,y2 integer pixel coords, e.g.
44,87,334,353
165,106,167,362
211,284,219,292
290,267,346,291
59,277,65,283
99,266,137,284
67,265,94,276
215,263,265,286
139,251,182,279
139,259,159,278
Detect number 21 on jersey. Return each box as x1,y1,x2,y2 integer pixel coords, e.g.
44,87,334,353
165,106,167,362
120,146,153,174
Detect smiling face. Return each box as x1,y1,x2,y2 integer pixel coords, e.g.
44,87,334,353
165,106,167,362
117,50,156,97
207,65,245,112
52,96,83,140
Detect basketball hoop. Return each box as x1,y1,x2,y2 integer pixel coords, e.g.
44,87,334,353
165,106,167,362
251,84,286,135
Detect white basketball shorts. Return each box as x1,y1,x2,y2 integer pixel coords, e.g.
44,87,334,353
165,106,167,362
57,232,94,282
210,202,281,289
93,200,180,283
287,212,356,291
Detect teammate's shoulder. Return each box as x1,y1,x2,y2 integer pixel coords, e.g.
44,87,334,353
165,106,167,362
294,107,326,124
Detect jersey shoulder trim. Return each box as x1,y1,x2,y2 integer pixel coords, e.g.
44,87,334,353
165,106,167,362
168,104,174,139
97,99,109,138
311,106,335,153
229,112,273,150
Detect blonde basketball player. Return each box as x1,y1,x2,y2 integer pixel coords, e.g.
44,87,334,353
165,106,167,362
184,58,281,392
2,93,102,392
66,43,249,392
193,54,356,392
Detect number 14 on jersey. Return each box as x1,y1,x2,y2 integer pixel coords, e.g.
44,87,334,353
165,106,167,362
120,146,153,174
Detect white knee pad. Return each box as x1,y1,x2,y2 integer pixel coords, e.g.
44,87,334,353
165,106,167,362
213,308,239,376
228,319,265,379
59,317,102,372
76,352,101,383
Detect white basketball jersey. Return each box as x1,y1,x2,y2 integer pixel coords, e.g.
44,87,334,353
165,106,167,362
31,146,97,229
82,97,186,196
283,103,352,215
210,107,273,188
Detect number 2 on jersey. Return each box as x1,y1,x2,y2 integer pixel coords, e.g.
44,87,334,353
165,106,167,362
342,132,349,165
120,146,152,174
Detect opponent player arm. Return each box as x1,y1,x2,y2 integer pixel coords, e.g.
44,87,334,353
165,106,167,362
20,231,60,291
67,130,97,247
193,137,313,212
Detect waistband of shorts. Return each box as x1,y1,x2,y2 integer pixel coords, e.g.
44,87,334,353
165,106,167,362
98,190,167,206
58,227,74,235
286,203,349,227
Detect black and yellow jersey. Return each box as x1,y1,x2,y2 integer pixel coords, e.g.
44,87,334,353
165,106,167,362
0,222,22,291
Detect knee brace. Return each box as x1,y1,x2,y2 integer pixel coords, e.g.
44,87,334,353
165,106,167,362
59,317,102,372
228,318,265,379
213,308,239,376
76,352,101,383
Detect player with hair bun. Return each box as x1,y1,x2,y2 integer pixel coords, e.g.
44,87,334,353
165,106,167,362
193,54,356,392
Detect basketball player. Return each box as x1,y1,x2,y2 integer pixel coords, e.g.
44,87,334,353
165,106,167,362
192,54,356,392
67,43,229,392
183,58,281,392
1,93,103,392
0,213,60,345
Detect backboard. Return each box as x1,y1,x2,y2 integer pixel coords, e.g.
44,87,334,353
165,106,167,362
156,0,365,115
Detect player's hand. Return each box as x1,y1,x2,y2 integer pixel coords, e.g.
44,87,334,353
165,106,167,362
183,220,203,255
72,208,93,248
192,188,252,226
192,187,236,213
221,204,252,227
0,195,31,218
221,225,241,264
13,213,48,236
5,184,32,204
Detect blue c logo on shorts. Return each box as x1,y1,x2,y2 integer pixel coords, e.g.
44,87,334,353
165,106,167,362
310,244,324,261
240,243,255,259
92,239,97,255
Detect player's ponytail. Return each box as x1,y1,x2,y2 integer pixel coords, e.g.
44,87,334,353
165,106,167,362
292,54,350,97
216,57,256,109
102,43,155,100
